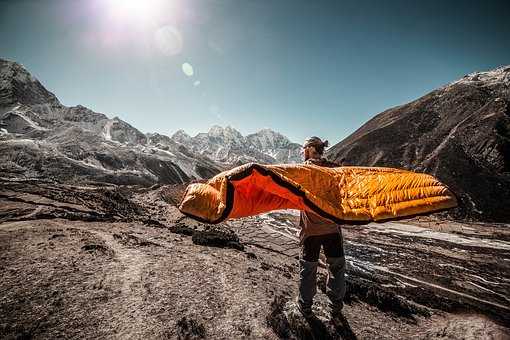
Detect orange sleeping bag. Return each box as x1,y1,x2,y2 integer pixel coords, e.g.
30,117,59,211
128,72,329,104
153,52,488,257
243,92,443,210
178,162,458,224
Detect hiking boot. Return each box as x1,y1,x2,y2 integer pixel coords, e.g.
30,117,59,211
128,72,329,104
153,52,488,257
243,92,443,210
329,302,344,320
330,312,349,330
295,298,313,318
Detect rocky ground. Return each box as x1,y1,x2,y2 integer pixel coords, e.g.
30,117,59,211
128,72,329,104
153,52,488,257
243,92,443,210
1,177,509,339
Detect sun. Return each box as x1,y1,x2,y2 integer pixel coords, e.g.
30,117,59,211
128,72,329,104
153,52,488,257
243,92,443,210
106,0,166,24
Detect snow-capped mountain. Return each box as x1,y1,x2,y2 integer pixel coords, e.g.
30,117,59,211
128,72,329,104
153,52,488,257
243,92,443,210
0,58,224,185
170,125,303,165
246,128,303,163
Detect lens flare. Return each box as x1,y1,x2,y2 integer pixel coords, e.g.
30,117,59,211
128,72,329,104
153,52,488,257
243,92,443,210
154,26,183,56
182,62,194,77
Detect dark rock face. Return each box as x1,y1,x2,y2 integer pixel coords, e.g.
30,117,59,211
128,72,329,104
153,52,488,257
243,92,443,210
0,59,60,106
192,225,244,251
169,221,245,251
327,66,510,222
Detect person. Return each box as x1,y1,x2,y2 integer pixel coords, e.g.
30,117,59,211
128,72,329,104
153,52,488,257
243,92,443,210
296,136,346,319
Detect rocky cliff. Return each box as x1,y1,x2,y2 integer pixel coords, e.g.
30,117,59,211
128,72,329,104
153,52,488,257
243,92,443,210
327,66,510,222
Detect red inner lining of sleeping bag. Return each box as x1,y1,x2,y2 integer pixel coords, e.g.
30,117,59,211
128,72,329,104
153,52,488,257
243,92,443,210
228,168,307,218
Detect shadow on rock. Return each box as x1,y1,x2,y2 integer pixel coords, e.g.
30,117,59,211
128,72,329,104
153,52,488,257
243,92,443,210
317,272,429,320
176,316,206,340
267,295,357,340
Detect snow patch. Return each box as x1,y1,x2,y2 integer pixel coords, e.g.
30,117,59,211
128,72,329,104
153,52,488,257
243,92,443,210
448,66,510,88
368,222,510,250
7,107,48,131
103,119,115,141
0,138,39,147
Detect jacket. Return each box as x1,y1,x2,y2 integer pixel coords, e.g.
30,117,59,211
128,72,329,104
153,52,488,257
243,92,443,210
297,157,341,244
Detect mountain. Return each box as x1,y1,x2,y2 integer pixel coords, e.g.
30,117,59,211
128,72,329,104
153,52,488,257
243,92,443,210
170,125,302,165
0,58,224,185
327,65,510,222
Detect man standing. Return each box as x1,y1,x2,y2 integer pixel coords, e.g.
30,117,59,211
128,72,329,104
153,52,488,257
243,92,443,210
296,136,346,319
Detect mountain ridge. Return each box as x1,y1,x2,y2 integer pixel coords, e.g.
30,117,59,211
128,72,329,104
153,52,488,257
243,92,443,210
327,64,510,222
170,124,302,165
0,58,302,186
0,58,225,184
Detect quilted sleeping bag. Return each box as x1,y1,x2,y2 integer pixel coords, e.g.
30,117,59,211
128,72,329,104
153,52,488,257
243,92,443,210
178,162,458,224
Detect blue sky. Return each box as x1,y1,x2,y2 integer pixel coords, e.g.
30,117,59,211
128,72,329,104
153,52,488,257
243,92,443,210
1,0,509,144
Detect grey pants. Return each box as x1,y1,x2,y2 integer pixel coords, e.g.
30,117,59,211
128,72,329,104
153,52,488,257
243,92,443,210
298,232,346,308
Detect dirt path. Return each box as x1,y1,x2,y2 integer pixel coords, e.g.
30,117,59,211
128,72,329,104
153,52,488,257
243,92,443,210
86,228,151,338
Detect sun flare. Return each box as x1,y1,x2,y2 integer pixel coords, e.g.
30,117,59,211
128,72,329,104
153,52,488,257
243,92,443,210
106,0,167,24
